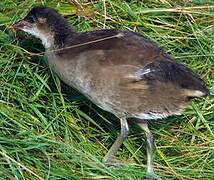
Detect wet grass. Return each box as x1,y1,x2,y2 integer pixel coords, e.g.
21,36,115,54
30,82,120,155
0,0,214,179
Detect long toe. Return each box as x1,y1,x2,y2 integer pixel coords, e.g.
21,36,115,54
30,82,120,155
103,158,129,167
146,172,162,180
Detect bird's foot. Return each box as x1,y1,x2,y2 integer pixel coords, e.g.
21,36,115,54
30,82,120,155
103,158,128,167
146,172,161,180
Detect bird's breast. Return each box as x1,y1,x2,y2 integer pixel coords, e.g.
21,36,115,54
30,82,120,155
48,53,93,93
47,53,118,113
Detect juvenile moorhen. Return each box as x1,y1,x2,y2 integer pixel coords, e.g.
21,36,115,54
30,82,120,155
12,6,209,179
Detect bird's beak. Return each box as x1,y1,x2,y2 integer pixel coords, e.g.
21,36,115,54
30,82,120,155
12,20,30,30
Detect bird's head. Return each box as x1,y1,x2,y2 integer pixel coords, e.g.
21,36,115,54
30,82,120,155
13,6,75,49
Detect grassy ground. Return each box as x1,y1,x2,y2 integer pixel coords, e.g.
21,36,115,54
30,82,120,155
0,0,214,179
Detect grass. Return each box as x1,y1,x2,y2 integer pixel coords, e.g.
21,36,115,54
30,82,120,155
0,0,214,179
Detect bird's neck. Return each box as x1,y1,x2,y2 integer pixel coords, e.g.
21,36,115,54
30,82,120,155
52,21,76,49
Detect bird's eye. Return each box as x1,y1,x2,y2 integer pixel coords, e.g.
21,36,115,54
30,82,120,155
28,15,36,23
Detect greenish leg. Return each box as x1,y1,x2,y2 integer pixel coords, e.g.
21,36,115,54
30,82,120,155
137,121,161,180
103,118,129,164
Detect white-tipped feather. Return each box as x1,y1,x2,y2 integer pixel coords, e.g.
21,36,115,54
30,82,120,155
135,68,153,80
135,112,169,120
184,89,206,97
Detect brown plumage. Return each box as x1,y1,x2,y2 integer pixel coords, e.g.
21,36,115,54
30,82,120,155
13,6,209,179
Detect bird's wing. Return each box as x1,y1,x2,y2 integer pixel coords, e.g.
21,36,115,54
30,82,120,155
114,58,209,97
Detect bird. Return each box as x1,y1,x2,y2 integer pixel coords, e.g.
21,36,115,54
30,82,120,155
12,6,209,179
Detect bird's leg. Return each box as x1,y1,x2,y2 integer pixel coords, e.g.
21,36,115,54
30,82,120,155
103,117,129,165
137,121,160,180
